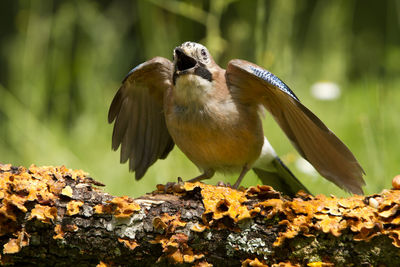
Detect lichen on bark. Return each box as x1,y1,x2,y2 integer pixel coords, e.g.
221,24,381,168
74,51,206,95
1,163,400,266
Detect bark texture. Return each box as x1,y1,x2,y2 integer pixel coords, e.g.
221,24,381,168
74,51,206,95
1,164,400,267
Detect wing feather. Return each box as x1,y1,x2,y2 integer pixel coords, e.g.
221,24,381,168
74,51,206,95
108,57,175,180
226,59,365,194
111,97,129,151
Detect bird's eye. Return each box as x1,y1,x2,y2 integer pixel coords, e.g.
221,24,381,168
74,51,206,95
201,49,207,57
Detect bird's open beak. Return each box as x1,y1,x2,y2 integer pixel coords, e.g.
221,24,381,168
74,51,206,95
174,47,197,72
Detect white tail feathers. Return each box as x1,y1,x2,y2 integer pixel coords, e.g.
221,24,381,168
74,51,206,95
252,137,310,196
253,137,278,171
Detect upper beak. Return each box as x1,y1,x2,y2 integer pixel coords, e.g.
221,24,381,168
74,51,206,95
174,47,197,72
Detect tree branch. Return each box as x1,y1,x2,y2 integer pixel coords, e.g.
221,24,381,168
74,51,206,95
1,164,400,266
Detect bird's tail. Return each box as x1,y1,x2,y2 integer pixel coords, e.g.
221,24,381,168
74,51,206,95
253,137,311,197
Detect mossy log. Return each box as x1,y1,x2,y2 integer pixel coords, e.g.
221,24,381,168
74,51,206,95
1,164,400,266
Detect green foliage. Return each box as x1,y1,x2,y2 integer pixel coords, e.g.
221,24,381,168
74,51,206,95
0,0,399,197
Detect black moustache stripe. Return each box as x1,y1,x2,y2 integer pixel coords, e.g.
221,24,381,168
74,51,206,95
194,66,212,82
172,66,212,85
173,70,178,85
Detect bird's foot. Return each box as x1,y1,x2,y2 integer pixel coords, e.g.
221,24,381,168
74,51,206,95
216,181,245,191
216,181,231,187
186,169,215,183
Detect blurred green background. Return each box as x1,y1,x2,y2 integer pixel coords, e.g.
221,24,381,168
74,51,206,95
0,0,399,197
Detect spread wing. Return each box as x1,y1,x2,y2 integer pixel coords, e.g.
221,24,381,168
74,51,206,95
108,57,175,180
226,59,365,194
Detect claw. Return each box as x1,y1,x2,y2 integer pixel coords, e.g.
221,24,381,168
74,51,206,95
161,177,185,193
216,181,231,187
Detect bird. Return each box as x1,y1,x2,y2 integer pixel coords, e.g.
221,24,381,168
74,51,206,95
108,41,365,196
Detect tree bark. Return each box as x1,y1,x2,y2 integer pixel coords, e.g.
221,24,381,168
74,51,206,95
1,164,400,267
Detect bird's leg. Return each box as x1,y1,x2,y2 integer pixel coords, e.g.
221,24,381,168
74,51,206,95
232,165,251,189
187,169,215,183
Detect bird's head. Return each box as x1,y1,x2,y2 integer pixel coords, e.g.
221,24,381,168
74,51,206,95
173,42,215,84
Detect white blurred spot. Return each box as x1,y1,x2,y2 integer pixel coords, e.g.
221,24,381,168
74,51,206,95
295,158,318,177
310,81,341,101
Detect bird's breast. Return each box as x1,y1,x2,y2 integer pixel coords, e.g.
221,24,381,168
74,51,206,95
168,74,242,126
165,74,264,171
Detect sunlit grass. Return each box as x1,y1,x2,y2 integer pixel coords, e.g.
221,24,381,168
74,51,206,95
1,75,397,197
1,0,399,198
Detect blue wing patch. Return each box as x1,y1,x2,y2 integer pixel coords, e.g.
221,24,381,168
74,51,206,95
250,66,299,102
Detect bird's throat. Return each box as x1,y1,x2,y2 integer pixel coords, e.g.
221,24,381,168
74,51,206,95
173,74,214,107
